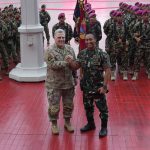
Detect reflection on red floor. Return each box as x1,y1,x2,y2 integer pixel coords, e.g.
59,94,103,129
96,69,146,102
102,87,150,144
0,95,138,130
0,68,150,150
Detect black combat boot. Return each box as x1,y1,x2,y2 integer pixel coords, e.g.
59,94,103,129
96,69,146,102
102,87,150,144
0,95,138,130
80,117,96,132
80,122,96,132
99,119,108,138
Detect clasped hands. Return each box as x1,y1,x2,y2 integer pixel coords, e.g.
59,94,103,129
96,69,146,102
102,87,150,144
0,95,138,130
65,55,74,64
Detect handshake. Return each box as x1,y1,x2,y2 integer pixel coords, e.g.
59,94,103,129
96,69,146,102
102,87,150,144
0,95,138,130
65,55,74,64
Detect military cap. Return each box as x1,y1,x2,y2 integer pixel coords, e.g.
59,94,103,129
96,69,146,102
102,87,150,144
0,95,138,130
112,11,118,16
4,6,8,9
119,2,123,7
58,13,65,19
135,2,140,6
116,11,123,17
85,6,91,12
138,3,143,7
132,6,139,11
89,12,96,18
9,4,13,7
135,10,143,16
127,5,132,9
110,10,115,15
142,10,149,15
84,3,91,8
87,9,95,15
123,3,128,7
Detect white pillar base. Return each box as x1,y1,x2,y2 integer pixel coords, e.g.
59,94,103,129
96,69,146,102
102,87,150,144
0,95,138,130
9,62,47,82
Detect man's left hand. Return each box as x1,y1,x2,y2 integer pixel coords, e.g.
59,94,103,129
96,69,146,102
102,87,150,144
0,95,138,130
98,86,107,94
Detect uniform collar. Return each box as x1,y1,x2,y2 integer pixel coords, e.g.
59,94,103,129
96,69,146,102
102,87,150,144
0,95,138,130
53,44,70,54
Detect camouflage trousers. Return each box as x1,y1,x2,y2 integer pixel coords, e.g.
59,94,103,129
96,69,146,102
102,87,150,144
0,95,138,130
47,87,75,121
105,37,111,54
133,47,150,72
109,48,128,71
83,92,108,122
128,41,137,68
0,41,9,68
44,25,50,42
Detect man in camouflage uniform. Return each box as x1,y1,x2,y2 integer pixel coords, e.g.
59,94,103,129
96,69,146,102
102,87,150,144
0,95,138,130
3,14,18,65
87,13,102,47
109,12,129,80
39,4,51,45
52,13,73,45
45,29,77,135
0,19,9,77
65,33,111,138
103,10,115,54
132,10,150,80
127,7,139,74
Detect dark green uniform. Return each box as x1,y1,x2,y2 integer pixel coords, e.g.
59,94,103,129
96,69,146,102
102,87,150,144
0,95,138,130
87,21,102,47
103,18,114,53
133,20,150,73
0,20,9,69
39,8,51,44
77,48,111,128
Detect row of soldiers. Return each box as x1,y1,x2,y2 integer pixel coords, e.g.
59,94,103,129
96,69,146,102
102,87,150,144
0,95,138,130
39,3,102,49
0,4,74,80
39,4,73,45
1,2,149,81
0,5,21,80
103,2,150,80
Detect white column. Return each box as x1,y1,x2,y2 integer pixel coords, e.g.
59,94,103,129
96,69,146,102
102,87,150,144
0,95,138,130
9,0,47,82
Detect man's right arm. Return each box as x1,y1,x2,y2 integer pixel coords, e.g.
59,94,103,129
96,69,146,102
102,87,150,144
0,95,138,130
65,55,81,70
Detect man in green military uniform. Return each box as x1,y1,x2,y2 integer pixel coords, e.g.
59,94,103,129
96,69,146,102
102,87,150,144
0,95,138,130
103,10,115,54
65,33,111,138
109,11,129,80
0,19,9,76
4,14,18,65
87,13,102,47
132,10,150,80
39,4,51,45
52,13,73,45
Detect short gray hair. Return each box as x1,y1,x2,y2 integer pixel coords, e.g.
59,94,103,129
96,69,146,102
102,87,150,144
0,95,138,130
54,29,65,37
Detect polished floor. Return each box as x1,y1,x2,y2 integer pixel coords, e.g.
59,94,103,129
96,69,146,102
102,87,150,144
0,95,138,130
0,0,150,150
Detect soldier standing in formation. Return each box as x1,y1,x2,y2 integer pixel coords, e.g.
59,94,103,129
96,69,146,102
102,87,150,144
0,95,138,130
39,4,51,45
52,13,73,45
87,13,102,47
104,2,150,80
0,19,9,80
132,10,150,80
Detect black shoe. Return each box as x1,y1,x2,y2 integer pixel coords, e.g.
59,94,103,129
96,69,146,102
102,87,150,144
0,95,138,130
99,128,107,138
80,123,96,133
